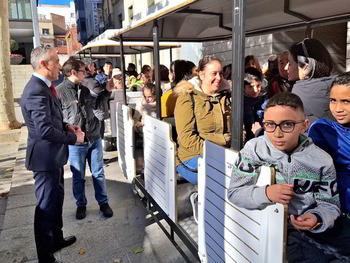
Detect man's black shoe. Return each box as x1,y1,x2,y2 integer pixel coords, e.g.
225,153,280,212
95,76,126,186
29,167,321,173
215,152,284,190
76,206,86,220
100,203,113,218
53,235,77,253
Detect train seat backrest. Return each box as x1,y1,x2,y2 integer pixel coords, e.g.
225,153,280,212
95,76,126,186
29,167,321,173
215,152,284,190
116,103,126,177
116,103,136,182
197,140,287,263
143,115,177,222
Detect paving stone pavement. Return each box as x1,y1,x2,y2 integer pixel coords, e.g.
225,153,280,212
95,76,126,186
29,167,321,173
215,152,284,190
0,127,197,263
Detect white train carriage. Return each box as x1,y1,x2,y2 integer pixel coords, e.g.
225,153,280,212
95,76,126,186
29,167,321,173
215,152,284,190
103,0,350,261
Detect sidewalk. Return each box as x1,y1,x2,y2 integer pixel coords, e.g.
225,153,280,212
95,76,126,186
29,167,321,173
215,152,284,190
0,127,196,263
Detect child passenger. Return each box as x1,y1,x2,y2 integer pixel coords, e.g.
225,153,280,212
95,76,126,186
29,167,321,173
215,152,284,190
309,72,350,214
133,83,157,135
228,92,350,262
243,67,267,142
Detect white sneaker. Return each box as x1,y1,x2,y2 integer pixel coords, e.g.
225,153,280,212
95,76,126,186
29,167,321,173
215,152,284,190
190,192,198,224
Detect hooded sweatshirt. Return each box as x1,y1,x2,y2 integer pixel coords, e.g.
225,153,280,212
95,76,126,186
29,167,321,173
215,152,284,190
292,76,335,124
309,118,350,213
174,77,232,164
227,134,340,233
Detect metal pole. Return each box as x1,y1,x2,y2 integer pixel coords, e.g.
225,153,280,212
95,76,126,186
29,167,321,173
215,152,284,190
153,20,161,119
231,0,245,151
140,51,143,69
169,47,173,64
120,35,127,105
30,0,40,48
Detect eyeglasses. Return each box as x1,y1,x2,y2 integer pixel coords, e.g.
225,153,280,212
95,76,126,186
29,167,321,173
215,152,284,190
298,38,310,58
77,70,87,74
262,120,305,133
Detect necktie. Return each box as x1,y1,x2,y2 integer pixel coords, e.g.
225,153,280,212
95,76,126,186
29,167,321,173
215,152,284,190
49,85,57,98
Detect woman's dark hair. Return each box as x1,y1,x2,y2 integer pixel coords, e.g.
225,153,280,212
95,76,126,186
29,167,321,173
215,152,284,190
142,83,156,95
198,55,221,72
289,38,333,78
244,55,261,72
62,59,85,77
331,71,350,89
128,63,136,71
159,64,169,81
244,67,262,86
265,92,304,113
223,64,232,80
186,60,196,73
170,60,193,84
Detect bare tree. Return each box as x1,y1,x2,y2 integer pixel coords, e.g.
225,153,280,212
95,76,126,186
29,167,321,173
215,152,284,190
0,0,21,130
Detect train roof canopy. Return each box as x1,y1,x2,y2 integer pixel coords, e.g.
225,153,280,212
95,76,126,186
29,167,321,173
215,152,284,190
77,38,181,55
108,0,350,41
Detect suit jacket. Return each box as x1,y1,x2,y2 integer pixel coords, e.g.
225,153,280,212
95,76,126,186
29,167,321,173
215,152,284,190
21,75,77,171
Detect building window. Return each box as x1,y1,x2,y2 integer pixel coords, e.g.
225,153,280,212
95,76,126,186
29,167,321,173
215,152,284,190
118,13,123,29
128,5,133,20
8,0,32,20
148,0,155,7
42,28,50,35
57,40,67,46
70,13,74,18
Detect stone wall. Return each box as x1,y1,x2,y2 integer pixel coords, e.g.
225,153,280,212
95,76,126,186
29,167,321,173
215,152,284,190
11,65,33,123
11,65,33,100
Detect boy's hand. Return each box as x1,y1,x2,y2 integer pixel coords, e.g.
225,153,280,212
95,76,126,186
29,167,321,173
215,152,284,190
290,213,317,231
67,125,81,133
75,130,85,143
266,184,293,204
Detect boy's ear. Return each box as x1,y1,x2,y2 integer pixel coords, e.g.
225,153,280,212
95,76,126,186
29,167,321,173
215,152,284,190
302,119,309,133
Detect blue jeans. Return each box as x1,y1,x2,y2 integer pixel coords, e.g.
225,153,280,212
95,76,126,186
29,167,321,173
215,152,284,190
68,138,108,207
176,156,202,184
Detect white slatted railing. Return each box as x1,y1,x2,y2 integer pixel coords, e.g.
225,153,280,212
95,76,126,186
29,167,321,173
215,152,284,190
143,115,177,222
116,103,136,182
198,141,287,263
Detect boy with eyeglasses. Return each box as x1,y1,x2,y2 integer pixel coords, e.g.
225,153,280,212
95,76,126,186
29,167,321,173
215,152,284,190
228,92,350,262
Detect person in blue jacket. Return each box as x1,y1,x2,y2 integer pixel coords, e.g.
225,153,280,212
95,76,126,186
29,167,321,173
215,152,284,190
309,72,350,214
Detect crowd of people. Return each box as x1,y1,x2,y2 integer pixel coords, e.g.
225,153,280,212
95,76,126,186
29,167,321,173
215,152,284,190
20,36,350,263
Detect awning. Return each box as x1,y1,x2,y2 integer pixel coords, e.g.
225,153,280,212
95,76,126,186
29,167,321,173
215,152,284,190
108,0,350,42
76,38,181,55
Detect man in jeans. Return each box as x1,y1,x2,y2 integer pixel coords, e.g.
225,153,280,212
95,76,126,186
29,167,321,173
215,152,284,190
56,59,113,220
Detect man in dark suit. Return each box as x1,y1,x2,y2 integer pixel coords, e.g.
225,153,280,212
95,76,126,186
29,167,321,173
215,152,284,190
20,46,85,263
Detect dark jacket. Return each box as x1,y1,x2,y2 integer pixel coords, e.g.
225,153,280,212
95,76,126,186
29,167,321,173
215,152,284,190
56,78,100,143
20,75,76,171
83,74,111,120
292,76,335,124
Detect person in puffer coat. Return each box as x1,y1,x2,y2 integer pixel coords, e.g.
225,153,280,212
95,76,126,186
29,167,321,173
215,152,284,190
228,92,350,263
174,56,232,184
